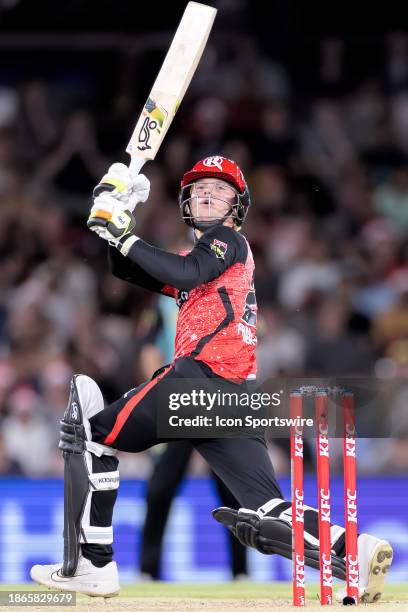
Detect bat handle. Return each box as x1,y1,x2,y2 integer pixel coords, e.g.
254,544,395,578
129,156,147,177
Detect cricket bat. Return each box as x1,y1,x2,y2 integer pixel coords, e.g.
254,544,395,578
127,2,217,176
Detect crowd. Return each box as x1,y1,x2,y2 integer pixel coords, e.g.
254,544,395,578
0,29,408,477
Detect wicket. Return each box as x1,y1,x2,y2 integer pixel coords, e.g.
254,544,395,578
290,387,359,606
290,392,305,606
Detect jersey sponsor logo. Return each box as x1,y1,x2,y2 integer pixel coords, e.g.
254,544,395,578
203,156,224,170
237,322,257,345
176,289,190,308
241,273,257,327
210,238,228,259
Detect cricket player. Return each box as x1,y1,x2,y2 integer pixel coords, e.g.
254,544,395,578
31,156,392,602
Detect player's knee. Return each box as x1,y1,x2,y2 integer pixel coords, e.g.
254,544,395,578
73,374,104,421
59,374,115,456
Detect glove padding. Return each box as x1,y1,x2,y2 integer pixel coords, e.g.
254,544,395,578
87,193,136,247
212,505,347,580
93,162,150,212
212,507,268,553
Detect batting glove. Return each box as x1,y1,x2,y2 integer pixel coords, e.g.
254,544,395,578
93,162,150,212
87,193,138,255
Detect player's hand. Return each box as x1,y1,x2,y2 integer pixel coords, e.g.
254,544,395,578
93,162,150,212
87,193,136,247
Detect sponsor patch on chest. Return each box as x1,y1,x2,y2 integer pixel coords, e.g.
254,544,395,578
210,238,228,259
176,289,190,308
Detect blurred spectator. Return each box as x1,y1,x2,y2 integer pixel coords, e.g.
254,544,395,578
300,99,356,187
0,26,407,476
251,103,297,166
317,38,346,98
373,162,408,230
385,32,408,93
0,431,23,476
256,305,305,381
278,238,341,311
34,109,108,211
304,295,374,375
2,385,55,476
372,281,408,351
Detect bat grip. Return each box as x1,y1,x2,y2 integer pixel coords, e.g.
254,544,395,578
129,156,147,177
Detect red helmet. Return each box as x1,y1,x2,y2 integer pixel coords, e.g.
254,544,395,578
179,156,251,229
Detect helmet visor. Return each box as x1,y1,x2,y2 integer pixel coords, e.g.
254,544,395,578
180,179,239,226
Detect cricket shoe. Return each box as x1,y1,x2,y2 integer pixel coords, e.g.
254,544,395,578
30,554,119,597
336,534,393,604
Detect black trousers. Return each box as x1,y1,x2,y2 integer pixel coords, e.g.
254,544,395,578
140,441,247,579
82,356,284,566
90,356,283,506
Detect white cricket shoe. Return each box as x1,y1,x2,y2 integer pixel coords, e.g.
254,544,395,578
336,534,393,604
30,554,120,598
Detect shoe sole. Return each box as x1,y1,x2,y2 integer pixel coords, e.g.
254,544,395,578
30,572,119,598
360,540,393,604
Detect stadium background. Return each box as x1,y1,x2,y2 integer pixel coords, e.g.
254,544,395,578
0,0,407,585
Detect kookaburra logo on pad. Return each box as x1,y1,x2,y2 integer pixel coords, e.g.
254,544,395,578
71,402,78,421
203,156,224,170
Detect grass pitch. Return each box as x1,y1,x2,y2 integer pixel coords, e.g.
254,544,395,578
1,582,407,611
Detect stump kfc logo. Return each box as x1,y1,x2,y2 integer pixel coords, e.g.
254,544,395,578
203,156,224,170
319,488,331,522
294,554,305,588
318,422,329,456
294,488,304,523
294,434,303,457
345,436,356,457
345,422,356,436
347,555,359,588
321,553,333,587
345,489,358,523
318,435,329,457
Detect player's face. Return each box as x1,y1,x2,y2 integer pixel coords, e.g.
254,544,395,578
190,178,237,222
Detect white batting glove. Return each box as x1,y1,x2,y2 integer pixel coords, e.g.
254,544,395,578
87,193,136,250
93,162,150,212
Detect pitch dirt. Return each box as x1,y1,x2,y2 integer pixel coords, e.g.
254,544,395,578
3,583,407,611
7,599,408,612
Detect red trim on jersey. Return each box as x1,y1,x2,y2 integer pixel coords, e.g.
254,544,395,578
103,364,173,446
161,284,177,298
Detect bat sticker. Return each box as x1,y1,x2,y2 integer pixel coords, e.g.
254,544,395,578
137,97,167,151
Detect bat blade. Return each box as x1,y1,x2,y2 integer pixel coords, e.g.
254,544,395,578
127,2,217,170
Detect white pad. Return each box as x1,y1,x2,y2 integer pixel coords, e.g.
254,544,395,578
74,375,119,544
75,375,116,456
80,468,119,545
257,498,286,517
257,497,345,552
